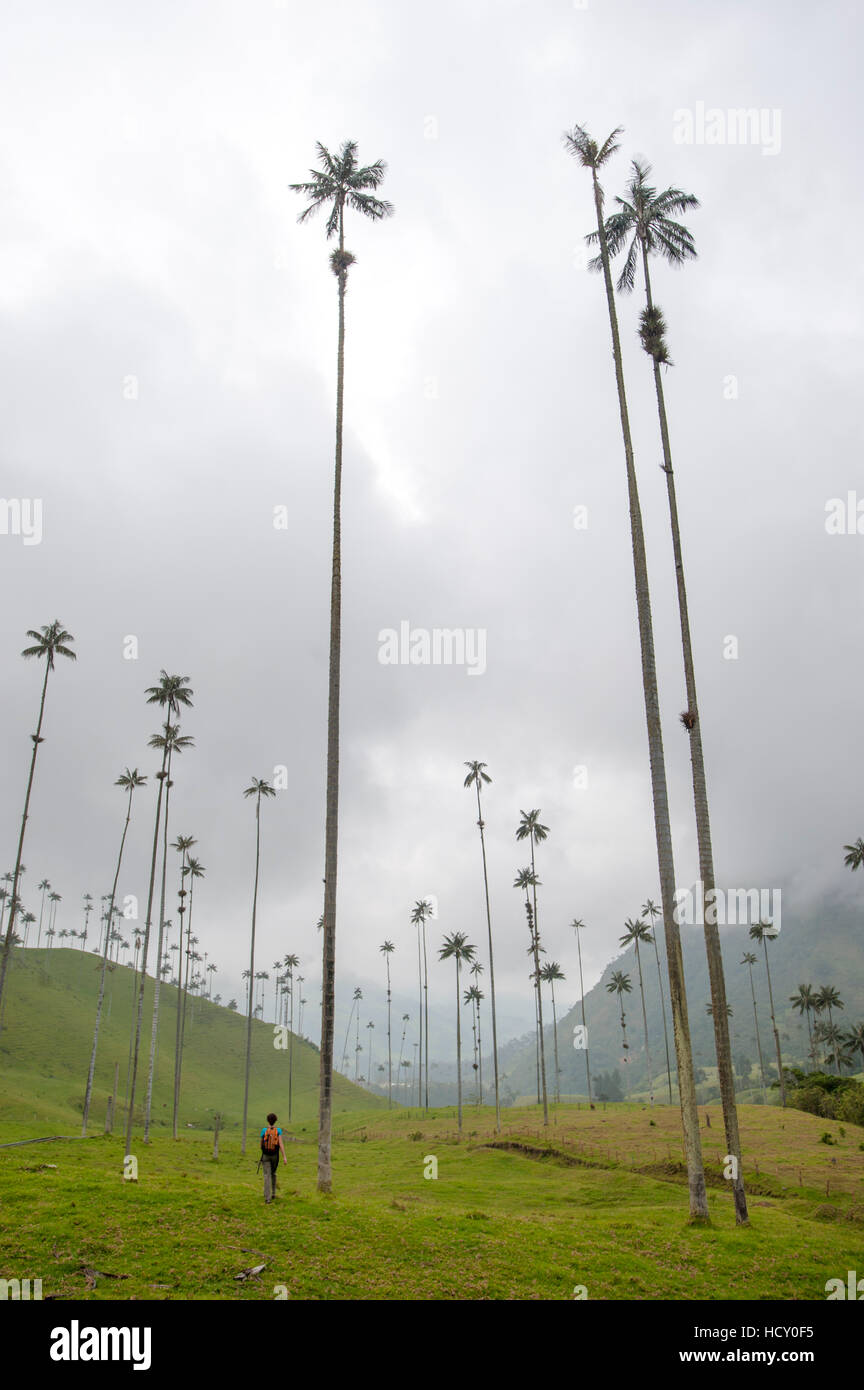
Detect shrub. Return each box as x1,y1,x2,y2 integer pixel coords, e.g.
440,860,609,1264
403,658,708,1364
836,1084,864,1128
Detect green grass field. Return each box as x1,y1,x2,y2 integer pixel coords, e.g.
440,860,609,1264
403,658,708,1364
2,1103,862,1301
2,949,863,1301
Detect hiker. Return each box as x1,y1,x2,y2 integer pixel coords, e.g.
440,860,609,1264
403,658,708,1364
260,1112,287,1203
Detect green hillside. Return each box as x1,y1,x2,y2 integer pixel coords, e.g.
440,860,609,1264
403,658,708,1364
0,949,383,1138
501,893,864,1101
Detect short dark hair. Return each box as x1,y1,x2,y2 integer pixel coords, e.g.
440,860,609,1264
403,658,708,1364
267,1112,277,1125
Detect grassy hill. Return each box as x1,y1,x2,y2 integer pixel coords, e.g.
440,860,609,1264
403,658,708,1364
0,948,383,1138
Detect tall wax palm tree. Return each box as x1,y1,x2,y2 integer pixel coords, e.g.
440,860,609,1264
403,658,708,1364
36,879,50,949
748,923,785,1103
790,984,819,1067
172,856,204,1136
0,622,76,1027
515,810,549,1106
564,124,708,1220
380,941,395,1107
606,970,633,1098
82,769,147,1134
642,899,673,1103
619,918,655,1105
514,866,549,1123
169,836,195,1137
241,778,276,1154
342,987,362,1074
540,962,565,1103
397,1012,410,1087
741,952,768,1099
144,731,194,1142
594,156,745,1222
469,959,484,1100
410,899,433,1110
291,140,394,1194
284,953,300,1120
47,890,60,941
464,985,481,1103
81,893,94,952
814,986,844,1077
844,1021,864,1071
843,838,864,874
464,761,501,1130
571,919,592,1103
365,1019,375,1088
439,932,476,1135
124,671,193,1152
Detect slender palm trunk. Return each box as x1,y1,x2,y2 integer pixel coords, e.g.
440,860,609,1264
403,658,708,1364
171,855,191,1140
124,752,169,1155
0,662,51,1028
634,940,654,1105
473,782,500,1130
455,956,463,1134
651,929,674,1103
550,978,560,1103
36,885,48,949
317,207,346,1193
288,975,295,1121
341,998,356,1074
385,958,392,1108
477,994,483,1101
525,895,552,1123
747,963,768,1097
589,164,707,1219
422,922,430,1110
761,940,786,1101
575,930,592,1103
242,797,263,1155
416,932,423,1106
144,754,174,1141
82,785,136,1134
641,249,746,1219
618,995,631,1098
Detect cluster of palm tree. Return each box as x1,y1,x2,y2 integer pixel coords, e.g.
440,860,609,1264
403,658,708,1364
564,124,746,1224
789,983,862,1076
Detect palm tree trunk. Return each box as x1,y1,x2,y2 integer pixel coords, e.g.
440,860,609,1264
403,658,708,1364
651,930,674,1103
422,921,429,1111
748,965,768,1097
477,994,483,1102
288,975,295,1121
386,958,392,1109
575,929,592,1103
82,785,135,1134
589,165,707,1220
242,796,262,1155
455,956,462,1134
474,780,500,1131
171,855,190,1140
529,844,549,1123
641,248,746,1220
124,752,168,1155
0,661,50,1028
761,940,786,1101
416,932,423,1106
550,979,560,1104
144,753,174,1141
634,940,654,1105
317,206,347,1193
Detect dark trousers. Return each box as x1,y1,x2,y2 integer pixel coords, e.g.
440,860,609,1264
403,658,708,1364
262,1154,278,1200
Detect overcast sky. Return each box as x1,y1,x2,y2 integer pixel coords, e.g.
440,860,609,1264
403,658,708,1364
1,0,861,1057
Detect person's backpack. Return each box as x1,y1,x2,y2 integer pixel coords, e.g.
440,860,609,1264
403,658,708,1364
261,1124,279,1156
